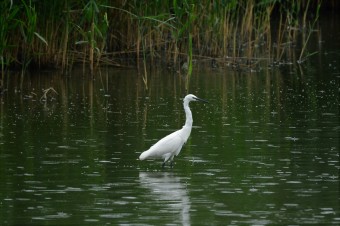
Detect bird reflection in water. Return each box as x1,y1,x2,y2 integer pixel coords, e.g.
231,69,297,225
139,172,191,226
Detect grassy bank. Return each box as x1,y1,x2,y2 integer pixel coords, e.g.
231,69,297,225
0,0,325,75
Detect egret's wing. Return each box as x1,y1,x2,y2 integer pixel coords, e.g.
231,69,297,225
143,130,185,159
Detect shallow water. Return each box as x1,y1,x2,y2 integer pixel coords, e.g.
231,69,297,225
0,62,338,225
1,20,340,226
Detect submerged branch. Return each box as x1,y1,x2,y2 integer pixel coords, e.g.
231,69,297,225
40,87,58,102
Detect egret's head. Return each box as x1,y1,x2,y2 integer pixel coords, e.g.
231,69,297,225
184,94,208,103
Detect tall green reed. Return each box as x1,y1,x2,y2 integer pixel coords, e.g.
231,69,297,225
0,1,20,75
102,2,175,89
0,0,324,75
298,0,321,64
74,0,108,74
20,0,47,72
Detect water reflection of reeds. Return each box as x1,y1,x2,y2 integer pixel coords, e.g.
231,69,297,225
0,65,338,224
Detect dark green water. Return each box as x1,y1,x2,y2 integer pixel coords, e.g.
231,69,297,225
1,17,340,226
0,63,338,225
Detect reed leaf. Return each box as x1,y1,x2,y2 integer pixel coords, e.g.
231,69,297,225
0,0,325,71
34,32,48,46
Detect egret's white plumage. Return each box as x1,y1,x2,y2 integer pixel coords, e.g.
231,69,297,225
139,94,208,167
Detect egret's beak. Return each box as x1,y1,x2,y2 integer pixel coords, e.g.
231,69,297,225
194,97,209,103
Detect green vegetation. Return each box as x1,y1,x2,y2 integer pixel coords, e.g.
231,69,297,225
0,0,324,75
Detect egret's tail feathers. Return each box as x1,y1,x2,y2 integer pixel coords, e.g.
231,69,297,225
139,151,148,160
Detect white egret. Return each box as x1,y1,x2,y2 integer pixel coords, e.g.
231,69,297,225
139,94,208,167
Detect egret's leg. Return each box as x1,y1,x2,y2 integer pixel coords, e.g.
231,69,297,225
162,154,172,168
169,156,175,168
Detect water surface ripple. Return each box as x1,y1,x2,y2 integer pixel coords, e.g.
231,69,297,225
0,53,339,225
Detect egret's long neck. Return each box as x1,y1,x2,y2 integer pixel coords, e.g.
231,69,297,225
183,100,193,128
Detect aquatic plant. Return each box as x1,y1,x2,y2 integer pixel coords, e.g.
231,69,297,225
0,0,327,74
0,1,20,75
298,0,322,64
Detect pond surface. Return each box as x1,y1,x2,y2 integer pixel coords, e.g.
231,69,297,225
1,20,340,226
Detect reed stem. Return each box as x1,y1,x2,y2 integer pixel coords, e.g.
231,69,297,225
0,0,324,71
